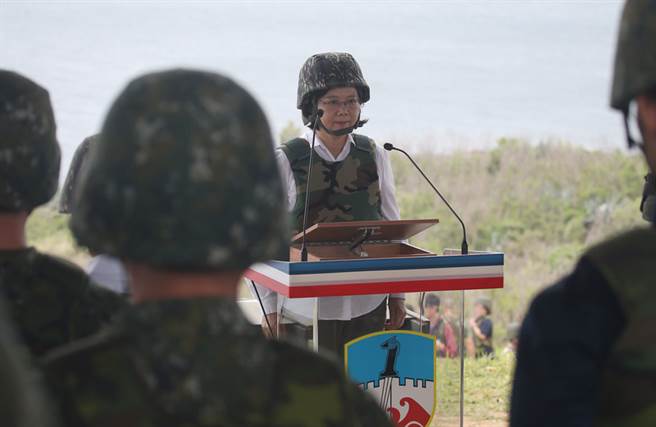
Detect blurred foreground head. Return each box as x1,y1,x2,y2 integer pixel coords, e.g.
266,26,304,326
0,70,60,212
612,0,656,174
71,69,287,270
58,134,98,214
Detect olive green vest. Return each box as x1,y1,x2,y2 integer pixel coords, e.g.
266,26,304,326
280,134,383,234
586,227,656,427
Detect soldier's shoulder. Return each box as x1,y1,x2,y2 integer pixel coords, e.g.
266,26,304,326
585,226,656,259
43,324,126,369
42,326,134,392
30,250,91,287
33,250,124,304
269,340,393,426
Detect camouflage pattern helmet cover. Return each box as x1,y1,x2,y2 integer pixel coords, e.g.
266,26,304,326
297,52,370,114
58,135,97,214
71,69,288,270
0,70,60,212
611,0,656,110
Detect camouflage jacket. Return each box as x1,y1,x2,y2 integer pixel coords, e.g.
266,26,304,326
43,297,393,427
281,134,382,234
586,227,656,427
0,296,57,427
0,248,126,357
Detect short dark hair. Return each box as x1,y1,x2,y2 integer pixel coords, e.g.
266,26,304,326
424,294,440,308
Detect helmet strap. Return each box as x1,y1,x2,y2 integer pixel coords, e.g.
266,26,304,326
317,112,365,136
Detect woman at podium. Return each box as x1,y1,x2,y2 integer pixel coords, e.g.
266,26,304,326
254,52,406,360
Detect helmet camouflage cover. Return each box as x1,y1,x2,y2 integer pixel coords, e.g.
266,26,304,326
71,69,288,270
58,135,97,214
0,70,60,212
297,52,370,122
611,0,656,110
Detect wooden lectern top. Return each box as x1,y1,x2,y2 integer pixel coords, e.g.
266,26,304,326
290,219,439,245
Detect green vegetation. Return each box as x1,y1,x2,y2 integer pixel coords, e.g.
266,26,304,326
26,203,89,266
431,352,514,427
396,138,646,335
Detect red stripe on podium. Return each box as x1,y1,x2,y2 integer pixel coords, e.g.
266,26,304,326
243,269,503,298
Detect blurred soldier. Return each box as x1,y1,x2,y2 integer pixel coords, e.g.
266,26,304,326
255,52,405,360
641,172,655,222
511,1,656,425
503,322,520,355
59,134,129,294
43,69,393,427
423,294,458,357
0,70,124,357
0,297,56,427
466,297,494,358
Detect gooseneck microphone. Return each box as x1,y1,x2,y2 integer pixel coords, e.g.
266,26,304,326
299,109,324,262
385,142,469,427
383,142,468,255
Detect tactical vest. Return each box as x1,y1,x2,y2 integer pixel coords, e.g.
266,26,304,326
586,227,656,427
280,134,383,234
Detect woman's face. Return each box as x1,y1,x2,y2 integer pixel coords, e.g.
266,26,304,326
317,87,361,131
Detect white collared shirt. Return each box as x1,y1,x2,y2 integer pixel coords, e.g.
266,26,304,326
253,130,404,321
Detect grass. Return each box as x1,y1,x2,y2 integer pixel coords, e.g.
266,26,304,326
430,352,514,427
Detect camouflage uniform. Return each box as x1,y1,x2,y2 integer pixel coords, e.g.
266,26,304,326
511,2,656,426
43,69,393,427
0,296,57,427
0,70,124,357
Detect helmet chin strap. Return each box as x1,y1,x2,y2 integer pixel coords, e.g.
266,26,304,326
316,112,363,137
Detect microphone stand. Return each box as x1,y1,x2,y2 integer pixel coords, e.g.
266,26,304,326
299,109,323,262
384,142,468,427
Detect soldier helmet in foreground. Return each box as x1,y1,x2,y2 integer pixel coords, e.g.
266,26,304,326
475,297,492,315
58,135,98,214
611,0,656,112
0,70,60,212
297,52,370,126
641,173,656,222
71,69,288,270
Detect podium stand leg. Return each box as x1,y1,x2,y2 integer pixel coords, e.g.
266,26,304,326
460,289,465,427
312,297,319,352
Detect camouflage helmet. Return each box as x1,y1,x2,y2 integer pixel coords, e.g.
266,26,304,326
58,135,97,214
474,297,492,315
0,70,60,212
642,172,656,222
297,52,370,124
71,69,288,270
611,0,656,111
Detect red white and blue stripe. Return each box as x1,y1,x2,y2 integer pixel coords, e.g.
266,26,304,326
245,253,504,298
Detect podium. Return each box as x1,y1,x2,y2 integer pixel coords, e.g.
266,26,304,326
245,219,504,426
244,219,504,346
